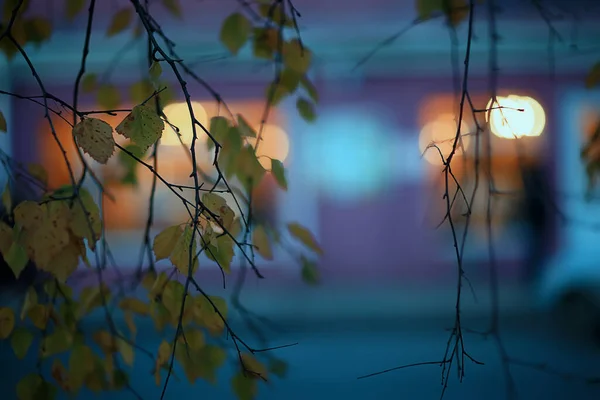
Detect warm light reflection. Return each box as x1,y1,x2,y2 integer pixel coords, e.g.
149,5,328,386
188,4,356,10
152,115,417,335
486,95,546,139
161,101,208,146
247,124,290,169
418,113,471,165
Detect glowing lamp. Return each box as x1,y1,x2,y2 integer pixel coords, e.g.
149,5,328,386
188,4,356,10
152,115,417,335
486,95,546,139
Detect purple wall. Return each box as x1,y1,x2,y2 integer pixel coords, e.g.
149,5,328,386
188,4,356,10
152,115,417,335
8,71,581,286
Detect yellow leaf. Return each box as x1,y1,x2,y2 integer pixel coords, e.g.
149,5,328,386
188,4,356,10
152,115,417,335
0,307,15,339
157,340,171,366
81,73,97,93
220,13,251,55
586,62,600,89
97,85,121,110
252,225,273,260
0,110,6,132
69,344,95,391
287,223,323,255
27,163,48,186
43,235,83,282
283,39,311,74
116,104,165,153
16,373,44,400
69,189,102,249
124,311,136,338
29,213,71,269
119,297,149,315
153,225,183,261
73,117,116,164
27,304,51,329
66,0,85,20
170,224,198,275
41,326,73,357
161,280,184,318
271,159,287,190
93,330,118,354
106,8,133,37
179,328,205,350
10,326,33,359
117,337,135,366
202,192,227,216
13,200,43,230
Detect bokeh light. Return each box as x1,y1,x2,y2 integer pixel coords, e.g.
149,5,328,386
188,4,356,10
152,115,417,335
486,95,546,139
161,101,208,146
247,124,290,169
418,113,471,165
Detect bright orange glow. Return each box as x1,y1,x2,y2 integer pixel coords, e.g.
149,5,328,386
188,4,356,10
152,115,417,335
418,113,471,165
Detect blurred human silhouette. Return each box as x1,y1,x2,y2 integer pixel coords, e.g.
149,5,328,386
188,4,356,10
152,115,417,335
520,160,552,284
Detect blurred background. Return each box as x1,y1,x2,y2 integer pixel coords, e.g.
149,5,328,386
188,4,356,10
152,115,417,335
2,0,600,398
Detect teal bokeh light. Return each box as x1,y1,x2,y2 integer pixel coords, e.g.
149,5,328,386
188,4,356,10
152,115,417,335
302,107,394,201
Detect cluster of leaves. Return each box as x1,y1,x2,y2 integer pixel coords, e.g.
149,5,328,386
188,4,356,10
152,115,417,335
0,0,324,399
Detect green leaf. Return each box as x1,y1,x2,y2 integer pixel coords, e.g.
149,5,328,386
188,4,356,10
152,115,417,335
283,39,311,74
20,287,37,320
11,327,33,359
179,328,205,350
296,97,316,122
231,372,258,400
81,73,97,93
300,76,319,103
253,225,273,260
162,0,182,18
106,8,133,37
287,223,323,255
116,104,165,153
97,85,121,110
236,146,266,191
149,61,162,84
300,256,319,284
586,62,600,89
206,236,235,273
0,307,15,339
0,110,6,132
16,373,43,400
209,116,231,148
279,68,301,93
201,192,227,215
161,280,184,319
66,0,85,21
6,241,29,279
220,13,251,55
265,82,289,106
129,79,154,105
153,225,183,261
258,2,293,27
23,18,52,46
252,27,279,60
271,159,287,190
268,357,288,378
237,115,257,137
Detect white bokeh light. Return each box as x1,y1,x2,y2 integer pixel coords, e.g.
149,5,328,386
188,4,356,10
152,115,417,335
486,95,546,139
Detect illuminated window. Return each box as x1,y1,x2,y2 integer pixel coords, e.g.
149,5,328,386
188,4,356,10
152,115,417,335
37,100,290,234
486,95,546,139
419,93,548,254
